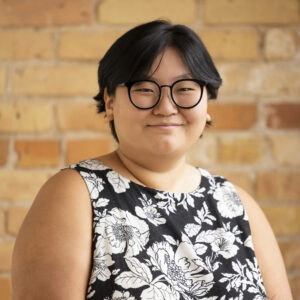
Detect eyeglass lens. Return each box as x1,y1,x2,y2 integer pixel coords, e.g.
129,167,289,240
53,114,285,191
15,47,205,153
129,80,202,109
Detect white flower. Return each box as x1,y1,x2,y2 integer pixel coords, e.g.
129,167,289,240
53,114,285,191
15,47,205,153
80,171,104,199
95,208,149,256
213,182,244,218
89,245,114,284
147,241,214,297
107,171,130,193
78,159,109,170
108,290,136,300
135,193,166,226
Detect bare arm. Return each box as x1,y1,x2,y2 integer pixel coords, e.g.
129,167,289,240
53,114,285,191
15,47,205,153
12,169,92,300
234,185,293,300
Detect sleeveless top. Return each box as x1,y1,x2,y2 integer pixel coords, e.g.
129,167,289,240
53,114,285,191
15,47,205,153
69,159,267,300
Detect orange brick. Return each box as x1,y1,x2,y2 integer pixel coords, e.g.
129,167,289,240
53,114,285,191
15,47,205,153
219,137,266,164
0,103,52,133
0,242,14,271
0,139,9,166
58,30,124,60
0,171,50,201
261,205,300,235
66,138,113,165
97,0,196,24
208,103,257,130
7,207,29,236
257,171,300,201
0,277,11,300
0,208,4,236
199,29,260,60
278,240,300,271
187,135,218,167
0,0,93,26
290,277,300,300
15,140,60,167
12,65,97,96
204,0,299,25
219,63,300,97
56,103,110,132
0,67,5,95
265,103,300,129
271,135,300,166
264,29,296,60
0,29,53,60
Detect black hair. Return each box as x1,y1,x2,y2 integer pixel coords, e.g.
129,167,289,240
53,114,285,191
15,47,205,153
94,20,222,141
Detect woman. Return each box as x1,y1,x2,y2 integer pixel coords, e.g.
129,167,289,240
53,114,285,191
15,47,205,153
12,20,292,299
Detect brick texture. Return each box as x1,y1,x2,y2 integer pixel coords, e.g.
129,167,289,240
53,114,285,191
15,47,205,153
264,29,296,60
7,207,29,236
56,103,110,132
257,171,300,201
98,0,196,24
0,139,8,166
219,137,266,164
66,138,113,165
0,277,11,300
0,30,53,60
0,242,14,271
0,67,5,95
265,104,300,129
208,104,257,130
0,0,93,26
262,205,300,235
12,65,98,96
58,30,124,60
279,240,300,271
0,171,50,201
271,136,300,166
199,30,260,60
0,103,52,133
204,0,300,25
15,140,60,167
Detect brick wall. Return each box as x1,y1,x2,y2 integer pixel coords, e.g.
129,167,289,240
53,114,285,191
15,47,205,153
0,0,299,298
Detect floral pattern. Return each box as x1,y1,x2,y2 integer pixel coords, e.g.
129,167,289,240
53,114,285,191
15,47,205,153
70,159,267,299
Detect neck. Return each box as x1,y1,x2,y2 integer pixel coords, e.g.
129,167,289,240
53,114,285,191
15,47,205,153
115,148,196,193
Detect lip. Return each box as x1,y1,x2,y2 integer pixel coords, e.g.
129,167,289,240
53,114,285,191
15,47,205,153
147,123,183,130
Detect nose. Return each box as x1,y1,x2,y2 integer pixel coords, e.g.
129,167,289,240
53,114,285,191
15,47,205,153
152,85,178,115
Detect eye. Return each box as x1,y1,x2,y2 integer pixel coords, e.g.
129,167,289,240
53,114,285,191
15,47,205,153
134,88,154,93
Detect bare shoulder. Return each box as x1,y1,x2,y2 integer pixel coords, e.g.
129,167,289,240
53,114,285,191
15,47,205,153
12,169,92,300
233,185,293,300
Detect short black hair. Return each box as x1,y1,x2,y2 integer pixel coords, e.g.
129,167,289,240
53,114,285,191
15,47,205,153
94,20,222,141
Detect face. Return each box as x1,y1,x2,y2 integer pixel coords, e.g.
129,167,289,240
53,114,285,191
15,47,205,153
105,47,208,159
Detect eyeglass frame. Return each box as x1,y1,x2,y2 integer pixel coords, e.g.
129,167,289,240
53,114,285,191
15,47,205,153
119,78,206,110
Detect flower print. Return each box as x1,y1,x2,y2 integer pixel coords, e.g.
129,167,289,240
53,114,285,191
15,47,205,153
89,245,114,285
135,193,166,226
105,290,136,300
147,241,214,297
107,171,130,193
93,197,110,208
154,192,178,215
213,181,244,218
244,236,254,251
78,159,109,170
80,171,104,199
95,208,149,256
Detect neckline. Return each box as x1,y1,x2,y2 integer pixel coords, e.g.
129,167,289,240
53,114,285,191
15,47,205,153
84,158,206,195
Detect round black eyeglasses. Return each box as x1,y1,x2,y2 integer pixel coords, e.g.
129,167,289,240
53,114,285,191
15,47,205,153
120,79,205,110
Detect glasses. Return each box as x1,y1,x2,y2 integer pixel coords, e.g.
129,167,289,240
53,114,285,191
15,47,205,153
121,79,205,110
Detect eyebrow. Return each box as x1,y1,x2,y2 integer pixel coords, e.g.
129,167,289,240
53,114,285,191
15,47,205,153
147,73,193,82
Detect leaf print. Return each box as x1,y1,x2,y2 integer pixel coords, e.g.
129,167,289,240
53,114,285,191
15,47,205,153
78,159,109,171
80,171,104,199
107,170,130,193
163,235,178,246
115,271,149,289
184,223,201,237
126,257,153,284
94,198,110,208
194,243,207,255
106,290,136,300
141,282,179,300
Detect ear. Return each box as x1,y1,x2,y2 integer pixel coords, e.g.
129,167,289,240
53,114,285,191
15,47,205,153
206,113,211,122
104,88,114,121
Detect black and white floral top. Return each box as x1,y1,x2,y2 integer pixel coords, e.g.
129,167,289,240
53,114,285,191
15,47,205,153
69,159,267,300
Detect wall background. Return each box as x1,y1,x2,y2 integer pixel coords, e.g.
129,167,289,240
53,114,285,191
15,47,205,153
0,0,299,298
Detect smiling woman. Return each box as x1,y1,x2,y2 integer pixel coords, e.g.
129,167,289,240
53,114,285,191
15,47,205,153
11,20,292,300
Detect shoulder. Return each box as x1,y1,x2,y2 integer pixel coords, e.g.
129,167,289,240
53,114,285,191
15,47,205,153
12,168,92,300
233,184,293,299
